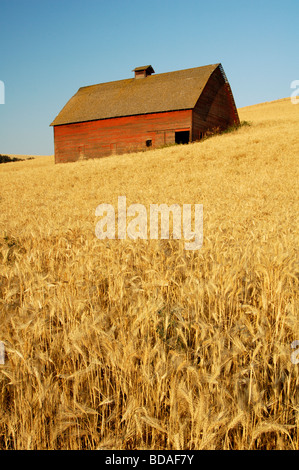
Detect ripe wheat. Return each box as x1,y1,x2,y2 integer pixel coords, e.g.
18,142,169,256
0,98,298,449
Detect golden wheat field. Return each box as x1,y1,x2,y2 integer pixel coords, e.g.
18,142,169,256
0,98,298,450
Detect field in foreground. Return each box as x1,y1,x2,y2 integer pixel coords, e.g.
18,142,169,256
0,98,298,450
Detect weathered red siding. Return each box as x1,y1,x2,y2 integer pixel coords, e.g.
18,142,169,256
54,110,192,163
192,67,239,141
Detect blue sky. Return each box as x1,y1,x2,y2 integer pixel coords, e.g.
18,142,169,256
0,0,298,155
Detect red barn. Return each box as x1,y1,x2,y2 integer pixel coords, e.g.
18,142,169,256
50,63,239,163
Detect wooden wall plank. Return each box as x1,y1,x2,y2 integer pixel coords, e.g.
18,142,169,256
192,67,239,141
54,110,192,163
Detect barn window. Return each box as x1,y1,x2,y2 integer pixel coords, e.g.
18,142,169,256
175,131,189,145
146,139,152,147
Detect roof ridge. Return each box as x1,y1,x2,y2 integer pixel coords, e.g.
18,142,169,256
79,63,220,91
50,63,221,126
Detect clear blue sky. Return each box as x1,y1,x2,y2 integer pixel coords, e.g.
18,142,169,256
0,0,298,155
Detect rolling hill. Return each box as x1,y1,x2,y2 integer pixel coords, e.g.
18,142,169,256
0,97,298,450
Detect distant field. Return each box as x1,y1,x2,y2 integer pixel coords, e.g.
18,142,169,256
0,98,298,450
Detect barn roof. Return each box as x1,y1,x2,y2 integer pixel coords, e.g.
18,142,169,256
50,63,220,126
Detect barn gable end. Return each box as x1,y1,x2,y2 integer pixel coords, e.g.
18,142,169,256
192,65,240,141
50,63,239,163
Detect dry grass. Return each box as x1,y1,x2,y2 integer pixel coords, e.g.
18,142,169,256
0,98,298,450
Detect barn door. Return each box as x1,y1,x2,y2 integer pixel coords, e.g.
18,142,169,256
175,130,190,144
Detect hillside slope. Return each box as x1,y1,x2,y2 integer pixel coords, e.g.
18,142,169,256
0,98,298,450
